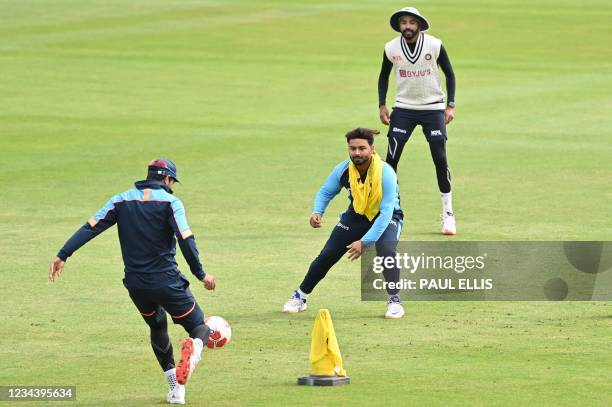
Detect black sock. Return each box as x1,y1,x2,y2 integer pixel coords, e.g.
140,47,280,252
189,323,211,343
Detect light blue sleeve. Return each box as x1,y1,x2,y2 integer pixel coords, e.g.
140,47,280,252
313,160,348,215
170,198,191,236
90,194,120,224
361,164,397,245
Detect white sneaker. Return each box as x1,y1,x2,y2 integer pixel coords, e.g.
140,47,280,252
442,212,456,236
282,291,307,313
385,297,405,319
167,384,185,404
176,338,203,385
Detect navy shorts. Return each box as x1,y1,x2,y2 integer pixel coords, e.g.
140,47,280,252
125,275,204,332
388,108,447,143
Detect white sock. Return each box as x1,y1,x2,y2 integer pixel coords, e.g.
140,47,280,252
441,192,453,214
164,368,177,390
297,289,309,300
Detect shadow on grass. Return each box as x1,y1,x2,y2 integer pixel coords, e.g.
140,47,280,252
585,314,612,319
244,309,394,322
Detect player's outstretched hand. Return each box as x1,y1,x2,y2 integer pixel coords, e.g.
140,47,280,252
49,256,65,282
310,213,322,228
203,274,216,291
379,105,390,126
346,240,363,261
445,106,455,124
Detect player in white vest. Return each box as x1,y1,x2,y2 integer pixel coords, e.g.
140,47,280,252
378,7,457,235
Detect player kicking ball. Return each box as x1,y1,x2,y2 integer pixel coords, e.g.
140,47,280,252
49,159,216,404
283,128,406,319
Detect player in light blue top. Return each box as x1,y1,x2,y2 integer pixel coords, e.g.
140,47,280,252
283,128,406,319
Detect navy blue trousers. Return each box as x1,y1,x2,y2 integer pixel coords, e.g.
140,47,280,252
386,108,451,193
300,210,402,295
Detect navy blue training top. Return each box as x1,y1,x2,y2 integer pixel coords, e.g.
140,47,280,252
57,180,205,288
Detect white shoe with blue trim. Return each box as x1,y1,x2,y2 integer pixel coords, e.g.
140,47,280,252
282,291,307,313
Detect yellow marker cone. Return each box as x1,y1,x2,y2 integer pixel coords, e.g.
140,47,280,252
298,309,350,386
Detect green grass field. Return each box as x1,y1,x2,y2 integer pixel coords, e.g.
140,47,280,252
1,0,611,405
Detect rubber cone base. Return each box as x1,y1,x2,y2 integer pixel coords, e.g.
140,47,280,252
297,375,350,386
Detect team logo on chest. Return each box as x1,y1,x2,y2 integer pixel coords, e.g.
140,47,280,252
400,33,424,64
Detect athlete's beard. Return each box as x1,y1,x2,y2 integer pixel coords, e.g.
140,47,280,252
350,155,371,166
402,28,419,42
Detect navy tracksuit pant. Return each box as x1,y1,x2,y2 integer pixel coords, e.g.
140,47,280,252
299,210,403,295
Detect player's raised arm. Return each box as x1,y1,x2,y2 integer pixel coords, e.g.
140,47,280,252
49,196,118,282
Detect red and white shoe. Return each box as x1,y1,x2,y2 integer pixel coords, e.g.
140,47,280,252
176,338,203,385
442,212,456,236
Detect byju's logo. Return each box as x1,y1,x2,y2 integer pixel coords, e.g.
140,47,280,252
393,127,407,134
431,130,443,136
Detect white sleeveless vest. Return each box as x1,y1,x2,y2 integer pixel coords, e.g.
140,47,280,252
384,33,445,110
